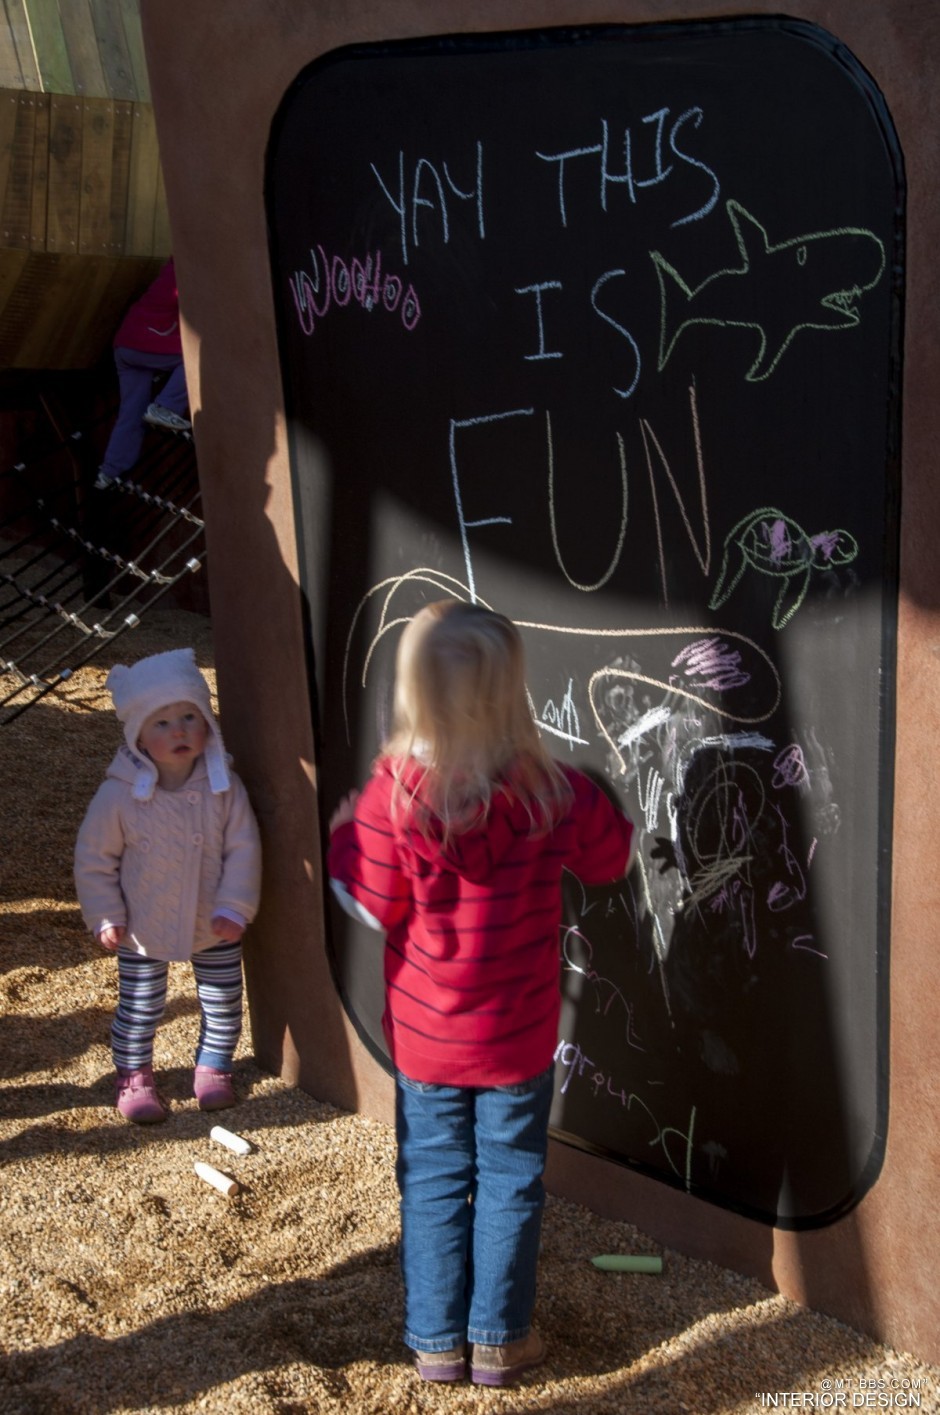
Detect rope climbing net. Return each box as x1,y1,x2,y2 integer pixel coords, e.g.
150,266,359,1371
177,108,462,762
0,412,206,727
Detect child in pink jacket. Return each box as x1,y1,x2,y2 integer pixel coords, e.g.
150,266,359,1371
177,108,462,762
75,648,261,1123
96,259,191,489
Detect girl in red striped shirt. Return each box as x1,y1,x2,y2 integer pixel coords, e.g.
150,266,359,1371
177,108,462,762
329,599,634,1387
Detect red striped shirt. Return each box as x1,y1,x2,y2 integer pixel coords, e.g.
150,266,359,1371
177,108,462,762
328,757,634,1086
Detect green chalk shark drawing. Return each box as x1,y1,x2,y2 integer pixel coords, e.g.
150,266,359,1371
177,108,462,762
651,201,886,382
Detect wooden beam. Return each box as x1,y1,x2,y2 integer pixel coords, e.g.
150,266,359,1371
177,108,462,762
22,0,74,94
0,244,28,318
2,90,38,248
89,0,138,101
27,82,47,247
1,0,42,91
45,93,81,253
78,94,114,253
123,96,156,254
117,0,147,101
0,5,26,87
0,89,20,215
106,93,131,252
59,0,107,97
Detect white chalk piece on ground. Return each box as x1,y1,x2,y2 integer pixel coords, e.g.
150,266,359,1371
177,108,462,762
194,1161,239,1198
591,1254,663,1274
210,1125,252,1156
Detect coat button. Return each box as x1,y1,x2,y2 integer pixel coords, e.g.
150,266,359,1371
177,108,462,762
139,839,151,853
187,791,199,804
192,833,203,845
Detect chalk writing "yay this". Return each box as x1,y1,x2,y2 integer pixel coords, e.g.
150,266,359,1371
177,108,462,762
288,245,422,336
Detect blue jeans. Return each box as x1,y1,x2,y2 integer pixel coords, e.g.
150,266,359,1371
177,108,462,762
394,1065,554,1352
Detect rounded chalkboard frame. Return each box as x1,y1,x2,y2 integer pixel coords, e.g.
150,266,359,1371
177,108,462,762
265,13,905,1230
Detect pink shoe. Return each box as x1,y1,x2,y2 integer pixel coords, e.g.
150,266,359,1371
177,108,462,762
115,1067,166,1124
193,1065,235,1110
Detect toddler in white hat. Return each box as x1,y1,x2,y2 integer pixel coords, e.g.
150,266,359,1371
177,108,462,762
74,648,261,1124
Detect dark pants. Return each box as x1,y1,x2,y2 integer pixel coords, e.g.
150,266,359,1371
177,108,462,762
99,347,188,481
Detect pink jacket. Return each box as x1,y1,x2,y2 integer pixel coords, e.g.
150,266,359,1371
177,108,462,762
74,746,261,961
328,756,634,1086
113,259,181,355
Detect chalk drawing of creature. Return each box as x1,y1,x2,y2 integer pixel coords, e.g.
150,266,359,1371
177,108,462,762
651,200,886,382
709,509,859,629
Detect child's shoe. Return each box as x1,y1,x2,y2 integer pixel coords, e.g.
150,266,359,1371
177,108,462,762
143,403,191,433
413,1344,466,1382
193,1065,235,1110
114,1067,166,1124
470,1329,545,1387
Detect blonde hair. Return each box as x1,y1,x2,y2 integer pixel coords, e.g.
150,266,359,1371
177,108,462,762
383,599,572,837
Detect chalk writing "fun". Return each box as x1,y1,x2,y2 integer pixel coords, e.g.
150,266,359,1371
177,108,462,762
288,245,422,336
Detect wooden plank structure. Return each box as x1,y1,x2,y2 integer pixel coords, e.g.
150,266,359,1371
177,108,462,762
136,0,940,1365
0,0,168,370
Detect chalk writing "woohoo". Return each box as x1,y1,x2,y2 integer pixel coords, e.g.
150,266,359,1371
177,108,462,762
288,245,422,336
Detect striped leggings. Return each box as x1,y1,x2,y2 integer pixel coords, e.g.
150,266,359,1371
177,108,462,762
112,940,243,1072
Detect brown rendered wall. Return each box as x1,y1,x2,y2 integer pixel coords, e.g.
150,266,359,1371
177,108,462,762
139,0,940,1364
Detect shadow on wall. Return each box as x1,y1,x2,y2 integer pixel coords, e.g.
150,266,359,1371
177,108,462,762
191,287,358,1112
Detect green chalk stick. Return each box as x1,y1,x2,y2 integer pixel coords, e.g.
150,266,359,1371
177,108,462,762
591,1254,663,1274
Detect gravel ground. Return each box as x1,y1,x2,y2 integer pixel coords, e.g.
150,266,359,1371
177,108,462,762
1,607,938,1414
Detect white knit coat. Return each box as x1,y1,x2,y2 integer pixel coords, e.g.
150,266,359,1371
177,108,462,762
74,745,262,960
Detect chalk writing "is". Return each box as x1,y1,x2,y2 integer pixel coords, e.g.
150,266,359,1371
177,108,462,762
288,245,422,336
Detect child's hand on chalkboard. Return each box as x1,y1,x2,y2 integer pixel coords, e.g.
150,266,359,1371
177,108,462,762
649,837,679,874
329,791,360,834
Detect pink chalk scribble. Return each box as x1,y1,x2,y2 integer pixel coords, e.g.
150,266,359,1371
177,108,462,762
671,636,750,693
764,517,792,564
810,529,843,562
772,743,809,790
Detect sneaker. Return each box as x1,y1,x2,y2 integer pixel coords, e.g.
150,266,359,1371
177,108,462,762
470,1329,545,1387
94,471,117,490
143,403,191,433
413,1345,466,1382
193,1065,235,1110
115,1067,166,1124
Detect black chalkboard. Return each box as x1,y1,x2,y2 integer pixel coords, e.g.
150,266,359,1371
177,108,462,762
266,18,903,1228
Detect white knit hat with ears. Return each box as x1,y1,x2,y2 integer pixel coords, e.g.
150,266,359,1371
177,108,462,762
105,647,230,801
